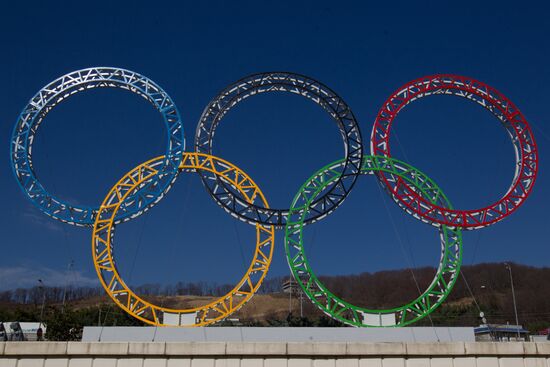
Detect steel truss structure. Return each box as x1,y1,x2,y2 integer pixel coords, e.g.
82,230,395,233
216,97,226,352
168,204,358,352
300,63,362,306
10,68,538,328
10,67,185,226
92,152,274,326
371,75,538,229
284,155,462,327
195,72,363,228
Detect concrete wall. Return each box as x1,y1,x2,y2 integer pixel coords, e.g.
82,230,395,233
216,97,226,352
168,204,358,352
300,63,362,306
0,342,549,367
82,327,474,343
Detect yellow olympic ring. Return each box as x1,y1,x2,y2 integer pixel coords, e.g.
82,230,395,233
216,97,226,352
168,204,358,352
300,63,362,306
92,152,275,326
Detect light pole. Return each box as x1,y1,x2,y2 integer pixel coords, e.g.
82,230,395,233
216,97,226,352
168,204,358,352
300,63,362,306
504,263,521,340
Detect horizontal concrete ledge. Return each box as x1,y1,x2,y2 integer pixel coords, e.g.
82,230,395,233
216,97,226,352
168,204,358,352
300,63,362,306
0,342,549,357
82,326,475,343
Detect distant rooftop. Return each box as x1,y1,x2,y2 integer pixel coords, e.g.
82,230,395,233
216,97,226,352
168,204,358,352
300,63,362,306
474,324,529,334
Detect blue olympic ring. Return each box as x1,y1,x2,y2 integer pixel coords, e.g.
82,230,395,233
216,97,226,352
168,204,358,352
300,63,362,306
10,67,185,226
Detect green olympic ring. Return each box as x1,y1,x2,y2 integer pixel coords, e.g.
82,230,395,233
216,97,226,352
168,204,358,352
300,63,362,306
284,155,462,327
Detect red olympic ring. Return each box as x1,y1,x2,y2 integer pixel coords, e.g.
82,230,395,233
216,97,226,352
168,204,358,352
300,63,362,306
371,74,538,229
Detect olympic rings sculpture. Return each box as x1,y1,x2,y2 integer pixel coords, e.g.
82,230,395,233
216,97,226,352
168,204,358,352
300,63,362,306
10,67,538,327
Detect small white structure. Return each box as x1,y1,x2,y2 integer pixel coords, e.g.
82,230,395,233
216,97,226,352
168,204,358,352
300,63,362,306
1,322,46,341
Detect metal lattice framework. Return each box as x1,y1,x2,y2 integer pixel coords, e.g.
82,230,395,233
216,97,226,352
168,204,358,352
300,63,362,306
195,72,363,228
92,152,274,326
371,74,538,229
11,68,538,328
10,67,185,226
285,155,462,327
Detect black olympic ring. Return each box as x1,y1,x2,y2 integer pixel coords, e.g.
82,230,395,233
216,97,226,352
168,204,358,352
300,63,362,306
194,72,364,228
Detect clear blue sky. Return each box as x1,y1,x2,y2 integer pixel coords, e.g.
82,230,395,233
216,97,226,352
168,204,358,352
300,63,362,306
0,0,549,291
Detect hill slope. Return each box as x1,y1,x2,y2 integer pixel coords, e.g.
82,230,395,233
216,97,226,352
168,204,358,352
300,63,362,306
1,262,549,333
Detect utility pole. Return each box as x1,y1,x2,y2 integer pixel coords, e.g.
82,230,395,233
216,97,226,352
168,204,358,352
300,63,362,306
288,276,292,316
61,260,74,313
504,263,521,340
300,289,303,318
38,279,46,329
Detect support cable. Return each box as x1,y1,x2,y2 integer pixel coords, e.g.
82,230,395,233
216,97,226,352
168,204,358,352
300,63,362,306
382,130,439,340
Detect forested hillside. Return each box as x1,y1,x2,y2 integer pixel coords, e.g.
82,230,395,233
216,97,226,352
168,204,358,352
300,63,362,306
1,262,549,339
